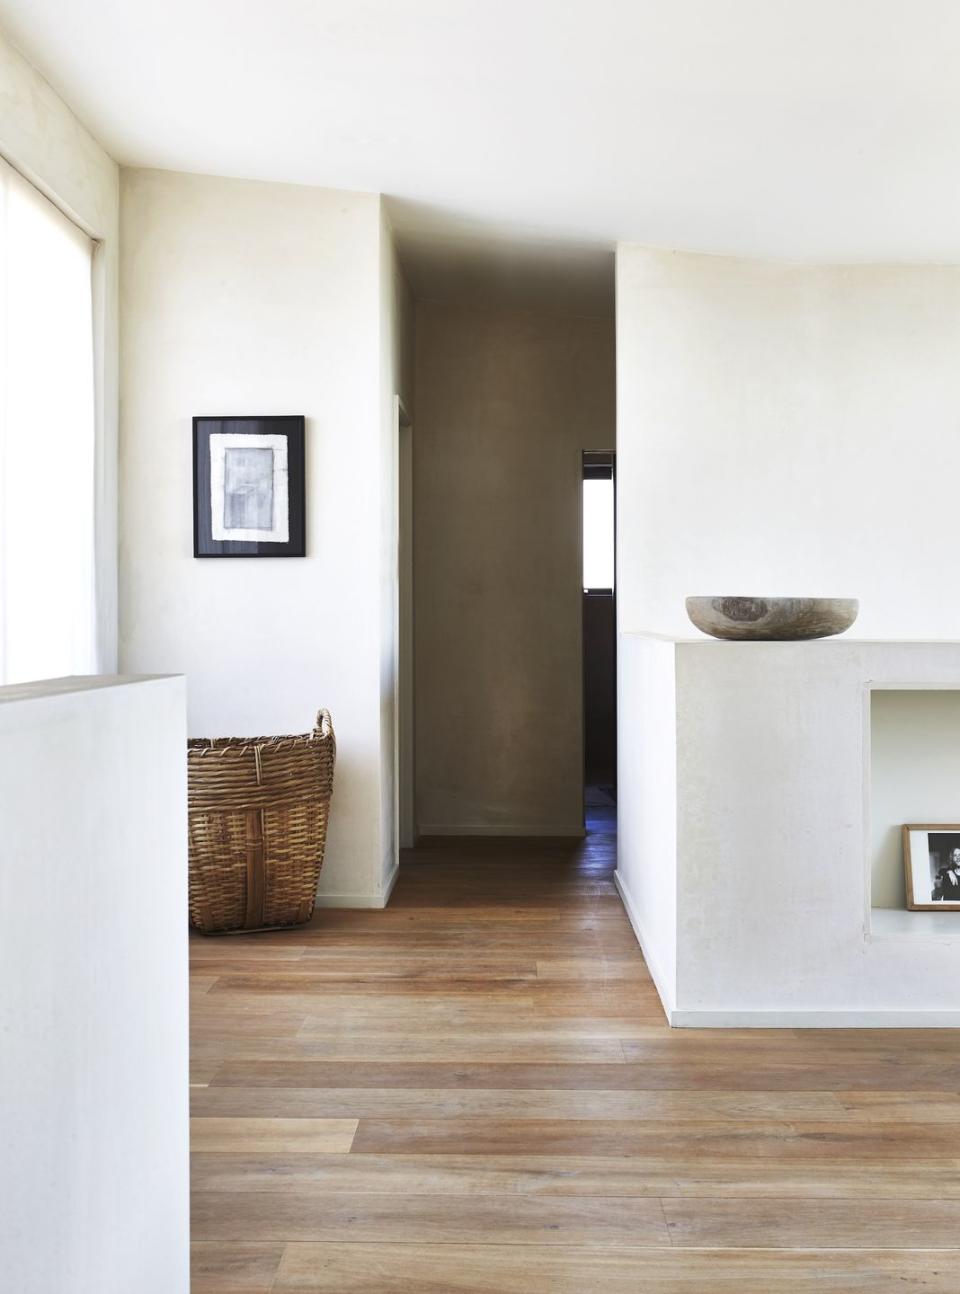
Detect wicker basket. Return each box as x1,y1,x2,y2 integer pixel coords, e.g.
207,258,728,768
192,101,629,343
187,710,335,934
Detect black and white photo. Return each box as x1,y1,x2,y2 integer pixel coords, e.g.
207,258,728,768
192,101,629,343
193,415,305,557
902,825,960,910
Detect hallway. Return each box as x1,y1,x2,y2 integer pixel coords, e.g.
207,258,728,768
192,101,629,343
191,832,960,1291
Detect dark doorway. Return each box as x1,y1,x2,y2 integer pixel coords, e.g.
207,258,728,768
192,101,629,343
582,451,616,833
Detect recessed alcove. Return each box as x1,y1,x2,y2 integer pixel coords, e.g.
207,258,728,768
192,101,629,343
868,687,960,942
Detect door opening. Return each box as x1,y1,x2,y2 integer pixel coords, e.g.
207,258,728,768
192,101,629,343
396,398,416,851
582,450,616,834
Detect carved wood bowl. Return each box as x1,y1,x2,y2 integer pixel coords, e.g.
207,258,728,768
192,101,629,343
685,596,859,641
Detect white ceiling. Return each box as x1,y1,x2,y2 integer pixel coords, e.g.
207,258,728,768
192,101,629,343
3,0,960,305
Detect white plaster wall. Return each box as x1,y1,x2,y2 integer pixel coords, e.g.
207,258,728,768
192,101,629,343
870,689,960,908
616,246,960,640
671,641,960,1025
0,26,119,668
120,169,388,903
616,635,677,1013
0,675,188,1293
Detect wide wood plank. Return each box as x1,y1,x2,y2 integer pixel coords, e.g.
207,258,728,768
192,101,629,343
195,1034,627,1063
663,1197,960,1248
190,1084,960,1123
271,1244,960,1292
189,941,308,960
535,957,649,981
190,1010,310,1040
191,1242,284,1293
190,1150,960,1199
204,1055,960,1092
191,1190,669,1244
350,1115,960,1158
205,970,540,993
191,1117,358,1154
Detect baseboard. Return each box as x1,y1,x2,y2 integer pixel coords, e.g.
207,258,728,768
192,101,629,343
419,823,586,838
613,868,675,1025
313,892,388,909
314,857,399,911
380,856,400,906
670,1008,960,1028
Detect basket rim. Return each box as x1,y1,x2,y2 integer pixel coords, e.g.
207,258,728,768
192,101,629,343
188,709,334,756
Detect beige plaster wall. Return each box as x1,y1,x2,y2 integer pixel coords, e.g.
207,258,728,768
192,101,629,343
120,168,393,905
413,301,615,835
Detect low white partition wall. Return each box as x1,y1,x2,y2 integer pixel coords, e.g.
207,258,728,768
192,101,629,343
618,636,960,1027
0,675,189,1293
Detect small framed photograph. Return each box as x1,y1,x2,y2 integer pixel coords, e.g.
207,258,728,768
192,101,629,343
902,825,960,910
193,416,305,557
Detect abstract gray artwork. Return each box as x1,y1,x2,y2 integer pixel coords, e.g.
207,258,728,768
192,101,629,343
196,418,301,555
223,446,274,531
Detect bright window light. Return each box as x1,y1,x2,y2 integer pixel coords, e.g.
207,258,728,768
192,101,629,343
583,476,614,590
0,158,96,684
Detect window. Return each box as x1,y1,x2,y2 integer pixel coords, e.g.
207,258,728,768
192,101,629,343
0,157,96,684
582,452,614,591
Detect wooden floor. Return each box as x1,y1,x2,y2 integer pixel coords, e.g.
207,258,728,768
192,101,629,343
191,825,960,1291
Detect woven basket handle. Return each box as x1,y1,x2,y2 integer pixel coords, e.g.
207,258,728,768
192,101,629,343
314,709,333,739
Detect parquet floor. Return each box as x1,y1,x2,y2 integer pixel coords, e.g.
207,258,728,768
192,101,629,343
191,824,960,1291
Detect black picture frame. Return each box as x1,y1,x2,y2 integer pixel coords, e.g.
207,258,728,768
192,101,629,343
193,415,305,558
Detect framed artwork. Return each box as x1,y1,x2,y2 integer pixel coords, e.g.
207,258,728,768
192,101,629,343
193,415,305,557
902,824,960,910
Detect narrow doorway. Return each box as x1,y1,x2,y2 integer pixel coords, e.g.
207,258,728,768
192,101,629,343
582,451,616,834
396,398,416,851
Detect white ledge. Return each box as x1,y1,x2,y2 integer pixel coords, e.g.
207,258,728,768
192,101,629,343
870,908,960,941
0,673,177,705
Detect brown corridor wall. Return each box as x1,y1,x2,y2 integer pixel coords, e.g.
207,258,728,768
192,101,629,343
413,301,616,835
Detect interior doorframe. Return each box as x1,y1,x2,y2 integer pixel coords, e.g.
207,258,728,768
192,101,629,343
581,448,617,814
394,395,416,851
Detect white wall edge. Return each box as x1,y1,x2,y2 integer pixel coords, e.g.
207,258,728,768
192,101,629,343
419,823,586,838
671,1008,960,1028
613,868,675,1025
